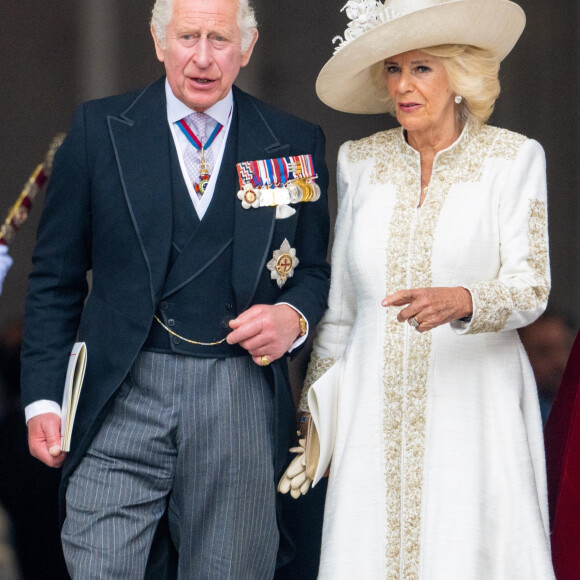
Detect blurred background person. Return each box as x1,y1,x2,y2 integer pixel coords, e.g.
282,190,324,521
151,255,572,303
544,327,580,580
0,132,63,302
0,246,12,296
519,311,576,425
0,320,69,579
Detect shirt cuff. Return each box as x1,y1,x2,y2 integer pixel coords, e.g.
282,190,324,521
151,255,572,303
276,302,309,352
25,400,61,424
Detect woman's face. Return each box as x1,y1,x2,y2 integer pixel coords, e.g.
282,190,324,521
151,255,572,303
384,50,456,140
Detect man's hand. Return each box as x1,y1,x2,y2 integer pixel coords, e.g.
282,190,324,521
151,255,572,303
27,413,66,468
227,304,302,365
382,287,473,332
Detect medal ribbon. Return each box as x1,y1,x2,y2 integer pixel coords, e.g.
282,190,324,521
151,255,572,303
178,118,224,152
235,155,317,190
236,161,254,187
265,159,277,187
276,158,288,185
252,161,263,187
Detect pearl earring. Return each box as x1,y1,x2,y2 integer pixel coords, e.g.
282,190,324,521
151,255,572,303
455,95,463,105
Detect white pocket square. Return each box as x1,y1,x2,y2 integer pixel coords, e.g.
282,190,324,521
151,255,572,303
275,205,296,219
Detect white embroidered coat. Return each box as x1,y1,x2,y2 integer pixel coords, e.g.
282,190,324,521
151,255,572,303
301,122,555,579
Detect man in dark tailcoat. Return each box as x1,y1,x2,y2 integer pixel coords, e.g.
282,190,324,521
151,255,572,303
21,0,330,576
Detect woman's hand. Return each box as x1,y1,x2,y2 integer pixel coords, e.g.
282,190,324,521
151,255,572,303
382,287,473,332
278,413,314,498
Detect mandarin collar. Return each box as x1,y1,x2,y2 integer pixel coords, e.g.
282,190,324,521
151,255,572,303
396,119,478,171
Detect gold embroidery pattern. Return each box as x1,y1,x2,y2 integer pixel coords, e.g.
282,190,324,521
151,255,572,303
378,129,437,580
487,127,527,161
345,122,538,579
466,281,514,334
519,199,550,305
299,354,336,412
347,132,381,164
468,199,549,334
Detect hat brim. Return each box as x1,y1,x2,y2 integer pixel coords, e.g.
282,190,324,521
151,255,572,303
316,0,525,114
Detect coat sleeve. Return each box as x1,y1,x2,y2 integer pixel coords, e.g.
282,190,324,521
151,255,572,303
451,138,550,335
275,125,331,337
20,104,92,407
298,142,357,412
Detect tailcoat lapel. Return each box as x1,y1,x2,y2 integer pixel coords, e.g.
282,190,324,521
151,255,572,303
232,87,290,311
107,81,291,310
108,78,173,303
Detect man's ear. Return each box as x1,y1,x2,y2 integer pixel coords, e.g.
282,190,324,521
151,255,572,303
240,28,259,68
151,23,166,63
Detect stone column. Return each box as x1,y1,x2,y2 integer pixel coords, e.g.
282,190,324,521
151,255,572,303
78,0,120,101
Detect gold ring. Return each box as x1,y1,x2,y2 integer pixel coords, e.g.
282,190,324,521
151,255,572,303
260,355,271,366
409,316,420,329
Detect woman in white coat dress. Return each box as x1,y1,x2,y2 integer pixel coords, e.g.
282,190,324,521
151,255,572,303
279,0,555,578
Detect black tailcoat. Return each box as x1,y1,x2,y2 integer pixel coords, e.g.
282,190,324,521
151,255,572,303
21,77,330,566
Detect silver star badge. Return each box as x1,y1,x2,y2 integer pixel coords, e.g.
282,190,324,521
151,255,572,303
267,239,299,288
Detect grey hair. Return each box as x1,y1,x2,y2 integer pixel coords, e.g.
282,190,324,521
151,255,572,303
151,0,258,52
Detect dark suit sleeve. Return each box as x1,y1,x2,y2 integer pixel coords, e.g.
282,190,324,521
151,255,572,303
21,104,93,407
276,125,331,337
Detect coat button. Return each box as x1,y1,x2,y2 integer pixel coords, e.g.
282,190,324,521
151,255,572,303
167,319,175,327
160,301,168,310
225,302,234,310
173,336,180,345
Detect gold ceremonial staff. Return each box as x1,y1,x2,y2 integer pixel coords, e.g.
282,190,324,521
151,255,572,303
0,133,66,246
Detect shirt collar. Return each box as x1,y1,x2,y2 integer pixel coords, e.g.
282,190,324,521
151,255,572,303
165,79,233,126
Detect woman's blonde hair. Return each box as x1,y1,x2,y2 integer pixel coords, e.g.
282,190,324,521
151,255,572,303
372,44,501,126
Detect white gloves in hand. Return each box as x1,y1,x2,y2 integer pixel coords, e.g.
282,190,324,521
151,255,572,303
0,245,13,296
277,437,313,498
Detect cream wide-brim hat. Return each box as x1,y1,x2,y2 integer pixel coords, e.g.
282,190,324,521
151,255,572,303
316,0,526,114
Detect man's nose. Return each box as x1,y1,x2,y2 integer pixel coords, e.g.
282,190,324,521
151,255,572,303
191,37,212,67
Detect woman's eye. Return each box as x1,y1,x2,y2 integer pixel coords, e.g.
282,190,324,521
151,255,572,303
385,65,400,74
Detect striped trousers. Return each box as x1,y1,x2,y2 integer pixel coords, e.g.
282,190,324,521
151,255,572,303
61,351,278,579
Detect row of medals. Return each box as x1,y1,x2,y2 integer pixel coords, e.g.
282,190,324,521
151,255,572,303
240,177,321,208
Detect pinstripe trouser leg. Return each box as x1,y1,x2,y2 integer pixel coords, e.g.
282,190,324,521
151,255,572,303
61,351,278,579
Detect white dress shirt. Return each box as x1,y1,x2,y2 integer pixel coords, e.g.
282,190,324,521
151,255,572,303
166,80,233,220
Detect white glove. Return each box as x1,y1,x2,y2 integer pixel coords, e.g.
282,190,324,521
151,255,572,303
0,245,13,296
277,437,313,498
